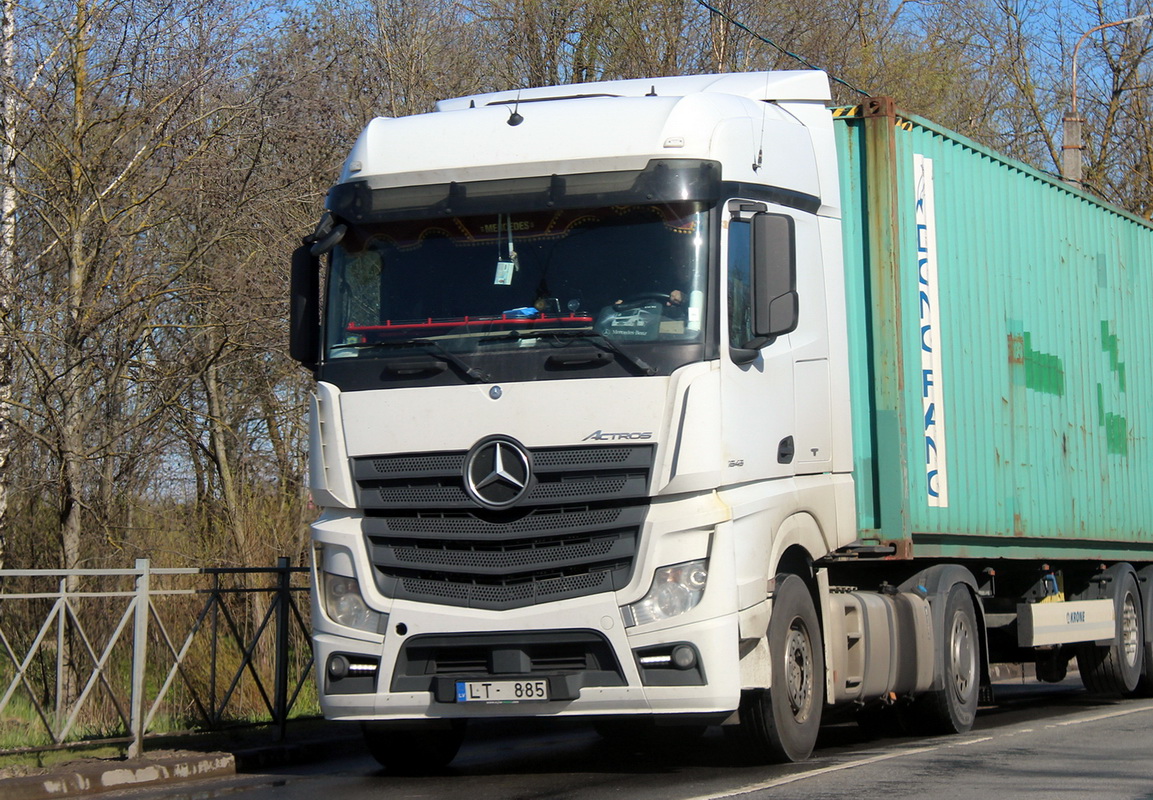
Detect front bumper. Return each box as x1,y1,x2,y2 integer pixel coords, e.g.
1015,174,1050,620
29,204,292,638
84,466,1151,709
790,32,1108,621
313,593,741,720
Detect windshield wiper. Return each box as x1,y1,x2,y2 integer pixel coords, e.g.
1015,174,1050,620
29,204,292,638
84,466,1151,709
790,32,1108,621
507,330,656,376
330,339,490,382
410,338,492,383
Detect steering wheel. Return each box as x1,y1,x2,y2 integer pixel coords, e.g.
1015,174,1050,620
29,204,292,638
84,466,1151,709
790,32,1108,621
613,293,670,311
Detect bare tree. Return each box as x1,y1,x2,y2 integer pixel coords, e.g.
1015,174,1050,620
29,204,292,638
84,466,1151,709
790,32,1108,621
0,0,15,568
0,0,1149,587
2,0,269,570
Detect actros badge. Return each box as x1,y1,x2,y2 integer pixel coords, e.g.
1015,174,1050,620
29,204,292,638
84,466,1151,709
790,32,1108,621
464,436,532,509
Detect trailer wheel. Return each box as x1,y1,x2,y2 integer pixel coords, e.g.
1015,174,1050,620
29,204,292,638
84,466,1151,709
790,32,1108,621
1141,635,1153,697
913,584,979,734
361,720,466,773
1077,572,1143,696
1140,625,1153,697
738,574,824,762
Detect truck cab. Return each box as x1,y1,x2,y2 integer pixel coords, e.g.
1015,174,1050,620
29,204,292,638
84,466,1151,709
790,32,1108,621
292,72,855,767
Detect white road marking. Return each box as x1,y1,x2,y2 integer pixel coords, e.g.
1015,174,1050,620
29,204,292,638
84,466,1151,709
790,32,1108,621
682,746,939,800
1050,702,1153,727
688,702,1153,799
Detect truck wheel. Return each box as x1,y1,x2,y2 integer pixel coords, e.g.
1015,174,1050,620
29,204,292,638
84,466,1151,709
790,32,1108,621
361,720,466,773
1077,572,1143,695
912,584,979,734
738,574,824,762
1136,569,1153,697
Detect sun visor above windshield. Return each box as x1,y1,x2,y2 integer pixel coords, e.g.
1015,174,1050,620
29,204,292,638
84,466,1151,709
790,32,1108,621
328,160,722,223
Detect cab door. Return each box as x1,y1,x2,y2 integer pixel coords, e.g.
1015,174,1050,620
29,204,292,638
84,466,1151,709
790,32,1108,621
719,198,831,484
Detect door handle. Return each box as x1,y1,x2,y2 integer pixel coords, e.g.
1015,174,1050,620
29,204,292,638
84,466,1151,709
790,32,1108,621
777,436,795,464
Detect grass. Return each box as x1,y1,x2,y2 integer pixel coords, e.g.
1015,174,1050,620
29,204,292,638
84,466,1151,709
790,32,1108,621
0,651,321,770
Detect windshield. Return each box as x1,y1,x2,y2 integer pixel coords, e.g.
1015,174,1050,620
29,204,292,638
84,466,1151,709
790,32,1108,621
323,201,709,373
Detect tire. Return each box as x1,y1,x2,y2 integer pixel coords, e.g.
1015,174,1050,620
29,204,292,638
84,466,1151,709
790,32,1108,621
1140,635,1153,697
911,584,979,735
1077,572,1144,696
1136,568,1153,697
737,574,824,762
361,720,466,773
1138,624,1153,697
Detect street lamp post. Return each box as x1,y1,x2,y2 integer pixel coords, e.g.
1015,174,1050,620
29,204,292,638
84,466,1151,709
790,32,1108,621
1063,13,1153,187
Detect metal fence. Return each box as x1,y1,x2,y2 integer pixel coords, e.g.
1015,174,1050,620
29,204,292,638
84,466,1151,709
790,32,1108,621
0,558,315,757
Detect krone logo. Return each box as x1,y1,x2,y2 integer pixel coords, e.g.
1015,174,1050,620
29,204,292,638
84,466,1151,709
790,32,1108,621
464,437,532,509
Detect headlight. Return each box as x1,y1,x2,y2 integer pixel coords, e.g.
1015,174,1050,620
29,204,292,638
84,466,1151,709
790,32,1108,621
322,572,385,633
623,559,708,627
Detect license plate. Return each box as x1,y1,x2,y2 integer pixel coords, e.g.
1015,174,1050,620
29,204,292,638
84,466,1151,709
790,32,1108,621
455,679,550,703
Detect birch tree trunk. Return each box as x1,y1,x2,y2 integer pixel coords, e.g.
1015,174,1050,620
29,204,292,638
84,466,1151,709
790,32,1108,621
0,0,15,570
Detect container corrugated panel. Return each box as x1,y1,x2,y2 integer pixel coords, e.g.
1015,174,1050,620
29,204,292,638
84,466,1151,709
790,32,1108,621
836,108,1153,560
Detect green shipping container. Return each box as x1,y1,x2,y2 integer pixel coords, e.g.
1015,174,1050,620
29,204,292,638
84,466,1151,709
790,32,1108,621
836,99,1153,562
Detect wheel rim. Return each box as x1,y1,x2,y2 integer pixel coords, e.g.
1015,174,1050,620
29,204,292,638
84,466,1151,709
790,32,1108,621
1122,593,1140,667
784,619,815,722
949,610,976,701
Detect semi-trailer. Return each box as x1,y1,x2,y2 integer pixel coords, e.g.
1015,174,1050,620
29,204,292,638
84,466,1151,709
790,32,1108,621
291,71,1153,768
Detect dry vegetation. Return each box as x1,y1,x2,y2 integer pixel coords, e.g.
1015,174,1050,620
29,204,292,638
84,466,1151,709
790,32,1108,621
0,0,1150,571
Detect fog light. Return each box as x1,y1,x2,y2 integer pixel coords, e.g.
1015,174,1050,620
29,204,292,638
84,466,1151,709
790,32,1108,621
623,559,708,627
328,654,350,679
671,644,697,670
322,572,385,633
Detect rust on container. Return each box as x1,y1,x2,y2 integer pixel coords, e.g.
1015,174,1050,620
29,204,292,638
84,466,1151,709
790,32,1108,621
1008,333,1024,365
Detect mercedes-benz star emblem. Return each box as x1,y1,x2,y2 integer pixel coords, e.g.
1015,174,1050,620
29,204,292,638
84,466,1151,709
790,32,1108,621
464,437,532,509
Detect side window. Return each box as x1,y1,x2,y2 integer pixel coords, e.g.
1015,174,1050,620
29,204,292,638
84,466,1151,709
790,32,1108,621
326,248,383,353
727,218,753,348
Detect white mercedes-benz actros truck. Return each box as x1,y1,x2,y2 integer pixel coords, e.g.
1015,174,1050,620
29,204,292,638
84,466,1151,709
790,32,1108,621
291,72,1153,770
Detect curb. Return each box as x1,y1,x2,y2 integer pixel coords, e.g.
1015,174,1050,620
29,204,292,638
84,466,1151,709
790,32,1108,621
1,752,237,800
0,729,365,800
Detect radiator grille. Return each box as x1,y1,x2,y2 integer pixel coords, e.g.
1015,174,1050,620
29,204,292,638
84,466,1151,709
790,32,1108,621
355,444,652,610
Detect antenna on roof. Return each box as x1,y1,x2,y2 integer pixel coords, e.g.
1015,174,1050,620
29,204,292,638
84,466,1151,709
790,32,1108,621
507,91,524,126
754,72,769,171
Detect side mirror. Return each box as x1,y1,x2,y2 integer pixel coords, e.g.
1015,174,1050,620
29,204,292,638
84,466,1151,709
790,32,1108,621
752,213,798,339
290,244,320,370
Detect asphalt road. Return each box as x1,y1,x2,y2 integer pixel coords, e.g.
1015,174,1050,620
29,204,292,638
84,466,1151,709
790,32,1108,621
97,681,1153,800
